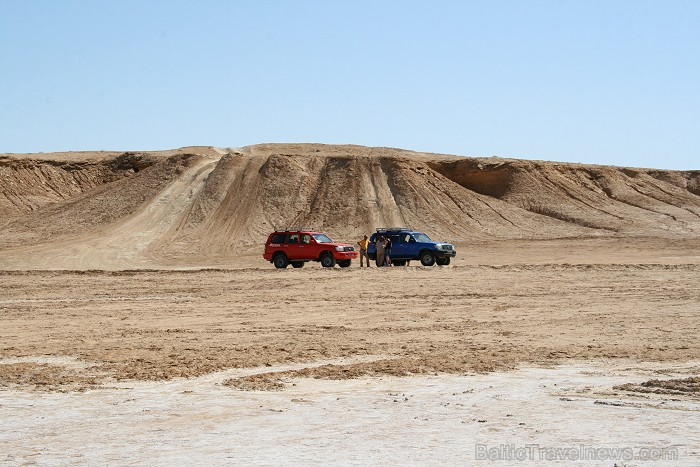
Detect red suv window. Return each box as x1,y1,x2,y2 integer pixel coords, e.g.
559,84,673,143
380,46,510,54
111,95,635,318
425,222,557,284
285,233,299,244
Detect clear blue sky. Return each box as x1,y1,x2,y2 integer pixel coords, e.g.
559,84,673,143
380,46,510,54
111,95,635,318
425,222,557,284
1,1,698,169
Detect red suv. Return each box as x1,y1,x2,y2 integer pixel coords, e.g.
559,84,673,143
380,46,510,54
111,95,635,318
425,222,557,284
263,229,358,268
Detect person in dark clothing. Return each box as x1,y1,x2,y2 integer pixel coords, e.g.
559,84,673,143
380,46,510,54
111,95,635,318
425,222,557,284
384,237,392,266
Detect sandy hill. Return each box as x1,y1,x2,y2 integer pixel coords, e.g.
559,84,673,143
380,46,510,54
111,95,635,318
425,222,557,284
1,144,699,269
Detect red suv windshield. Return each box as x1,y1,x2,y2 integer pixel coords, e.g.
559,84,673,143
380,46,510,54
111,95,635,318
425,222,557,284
312,233,333,243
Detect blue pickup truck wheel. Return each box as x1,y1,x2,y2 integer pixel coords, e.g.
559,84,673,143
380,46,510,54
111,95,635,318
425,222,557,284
420,251,436,266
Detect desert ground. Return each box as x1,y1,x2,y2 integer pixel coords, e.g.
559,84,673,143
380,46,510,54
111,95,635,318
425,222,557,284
1,144,699,465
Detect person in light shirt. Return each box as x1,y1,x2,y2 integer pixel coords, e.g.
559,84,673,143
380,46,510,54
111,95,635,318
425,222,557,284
375,235,386,267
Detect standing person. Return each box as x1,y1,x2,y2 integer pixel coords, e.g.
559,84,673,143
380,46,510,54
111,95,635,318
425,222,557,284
357,234,371,268
375,235,386,267
384,236,393,266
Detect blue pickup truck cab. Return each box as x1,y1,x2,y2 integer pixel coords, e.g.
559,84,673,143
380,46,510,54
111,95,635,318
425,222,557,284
367,228,457,266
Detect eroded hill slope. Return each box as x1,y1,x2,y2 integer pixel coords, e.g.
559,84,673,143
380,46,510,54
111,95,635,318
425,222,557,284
1,144,698,268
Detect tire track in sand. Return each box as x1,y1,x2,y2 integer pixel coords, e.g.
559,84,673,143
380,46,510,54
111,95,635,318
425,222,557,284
2,155,221,270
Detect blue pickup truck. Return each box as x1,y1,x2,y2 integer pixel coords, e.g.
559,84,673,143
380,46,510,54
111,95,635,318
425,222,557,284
367,228,457,266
